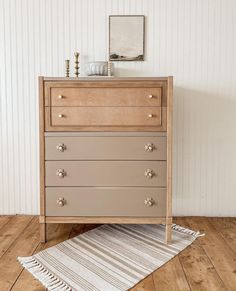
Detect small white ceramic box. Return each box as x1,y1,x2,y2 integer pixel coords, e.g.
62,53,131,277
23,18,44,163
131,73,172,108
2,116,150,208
85,61,114,76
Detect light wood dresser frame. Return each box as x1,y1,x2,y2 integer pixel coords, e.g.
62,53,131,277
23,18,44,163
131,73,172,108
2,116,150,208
39,77,173,243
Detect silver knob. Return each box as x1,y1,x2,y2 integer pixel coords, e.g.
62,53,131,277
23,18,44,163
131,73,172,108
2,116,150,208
56,143,66,152
57,197,66,207
58,95,63,99
148,114,153,118
145,169,155,178
144,197,155,207
56,169,66,178
148,94,153,99
58,114,64,118
145,143,154,152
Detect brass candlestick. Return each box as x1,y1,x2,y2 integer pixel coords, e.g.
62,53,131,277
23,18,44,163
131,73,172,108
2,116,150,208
65,59,70,77
74,52,80,77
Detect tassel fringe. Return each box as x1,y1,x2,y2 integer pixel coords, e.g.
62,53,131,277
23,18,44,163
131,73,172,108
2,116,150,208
172,224,205,238
18,224,204,290
17,256,71,291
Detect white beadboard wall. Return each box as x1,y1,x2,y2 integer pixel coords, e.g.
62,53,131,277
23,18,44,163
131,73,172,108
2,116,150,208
0,0,236,216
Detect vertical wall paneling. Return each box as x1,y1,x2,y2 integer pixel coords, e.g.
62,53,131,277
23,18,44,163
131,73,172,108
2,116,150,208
0,0,235,215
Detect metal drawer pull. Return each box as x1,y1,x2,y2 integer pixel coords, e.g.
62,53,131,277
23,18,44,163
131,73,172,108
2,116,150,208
56,169,66,178
56,143,66,152
145,143,154,152
148,94,153,99
58,95,63,99
58,114,64,118
57,197,66,207
148,114,153,118
145,169,155,178
144,197,155,207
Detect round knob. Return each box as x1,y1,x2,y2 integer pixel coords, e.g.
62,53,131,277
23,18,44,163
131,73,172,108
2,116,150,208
57,197,66,207
56,143,66,152
145,143,154,152
58,95,63,99
145,169,155,178
58,114,64,118
56,169,66,178
148,114,153,118
148,94,153,99
144,197,155,207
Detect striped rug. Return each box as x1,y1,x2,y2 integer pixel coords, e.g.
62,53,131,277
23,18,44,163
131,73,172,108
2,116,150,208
18,224,203,291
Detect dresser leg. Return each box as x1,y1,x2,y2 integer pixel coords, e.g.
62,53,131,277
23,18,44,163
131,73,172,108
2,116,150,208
165,223,172,244
40,222,46,243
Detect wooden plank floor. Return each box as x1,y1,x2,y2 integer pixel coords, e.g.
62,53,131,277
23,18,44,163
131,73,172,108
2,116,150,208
0,217,235,291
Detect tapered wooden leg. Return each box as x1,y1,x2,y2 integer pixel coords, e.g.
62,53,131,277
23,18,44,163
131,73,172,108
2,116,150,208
40,222,46,243
166,223,172,244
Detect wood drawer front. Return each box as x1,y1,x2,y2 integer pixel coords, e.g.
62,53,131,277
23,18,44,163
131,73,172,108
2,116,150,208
50,87,162,107
49,107,162,127
45,187,166,217
45,136,167,161
45,161,167,187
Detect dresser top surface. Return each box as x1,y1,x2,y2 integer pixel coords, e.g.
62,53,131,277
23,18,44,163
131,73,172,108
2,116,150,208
41,76,172,82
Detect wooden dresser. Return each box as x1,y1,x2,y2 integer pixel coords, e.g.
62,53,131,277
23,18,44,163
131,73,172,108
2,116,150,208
39,77,173,243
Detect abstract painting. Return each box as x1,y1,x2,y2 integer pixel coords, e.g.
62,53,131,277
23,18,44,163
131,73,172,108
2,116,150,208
109,15,145,61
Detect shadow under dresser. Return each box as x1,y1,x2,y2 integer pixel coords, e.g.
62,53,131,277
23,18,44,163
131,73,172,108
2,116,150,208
39,77,173,243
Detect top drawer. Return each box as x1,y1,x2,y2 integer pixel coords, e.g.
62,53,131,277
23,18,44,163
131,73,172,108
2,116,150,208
49,87,162,107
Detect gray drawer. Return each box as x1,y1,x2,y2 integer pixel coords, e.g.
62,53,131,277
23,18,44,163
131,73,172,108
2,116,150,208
45,161,167,187
45,187,167,217
45,136,167,161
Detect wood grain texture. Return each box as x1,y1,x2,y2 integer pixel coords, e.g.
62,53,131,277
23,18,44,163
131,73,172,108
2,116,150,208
186,217,236,291
0,216,12,230
44,79,167,107
153,256,191,291
45,106,167,132
0,216,235,291
179,243,226,291
0,216,33,259
50,87,162,107
0,217,39,290
48,106,163,127
45,216,168,224
209,218,236,252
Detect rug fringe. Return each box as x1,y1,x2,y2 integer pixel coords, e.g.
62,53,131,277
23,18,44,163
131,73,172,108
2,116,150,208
17,256,71,291
172,224,205,238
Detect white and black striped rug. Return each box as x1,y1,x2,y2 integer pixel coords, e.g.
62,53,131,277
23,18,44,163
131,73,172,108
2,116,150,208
18,224,203,291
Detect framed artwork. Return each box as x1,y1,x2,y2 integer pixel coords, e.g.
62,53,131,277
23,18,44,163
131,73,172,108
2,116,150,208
109,15,145,61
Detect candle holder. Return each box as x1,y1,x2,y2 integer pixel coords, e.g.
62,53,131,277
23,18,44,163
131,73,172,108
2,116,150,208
74,52,80,77
65,60,70,77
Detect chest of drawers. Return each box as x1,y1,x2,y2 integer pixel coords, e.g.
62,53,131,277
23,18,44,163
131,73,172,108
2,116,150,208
39,77,173,243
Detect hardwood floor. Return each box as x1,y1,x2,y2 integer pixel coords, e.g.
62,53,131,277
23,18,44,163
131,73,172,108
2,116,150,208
0,217,235,291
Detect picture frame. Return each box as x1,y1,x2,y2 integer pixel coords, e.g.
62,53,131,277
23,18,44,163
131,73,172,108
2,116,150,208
109,15,145,61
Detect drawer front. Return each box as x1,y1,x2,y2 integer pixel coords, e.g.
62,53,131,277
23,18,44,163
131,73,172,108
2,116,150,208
45,136,167,161
45,187,166,217
50,107,162,127
50,87,162,107
45,161,167,187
